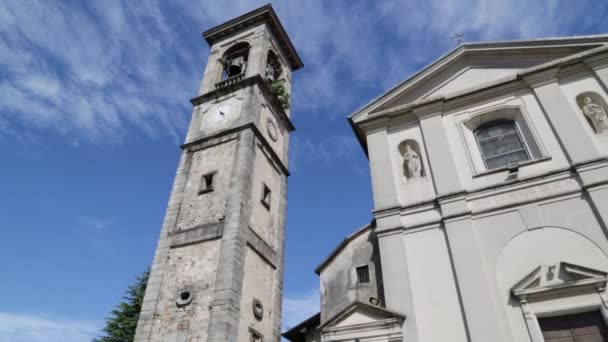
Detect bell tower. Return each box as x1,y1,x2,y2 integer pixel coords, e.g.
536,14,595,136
134,5,302,342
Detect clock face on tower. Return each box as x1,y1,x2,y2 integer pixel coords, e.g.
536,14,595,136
211,104,232,122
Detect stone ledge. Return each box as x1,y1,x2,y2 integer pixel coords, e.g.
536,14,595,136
247,226,278,269
169,222,224,248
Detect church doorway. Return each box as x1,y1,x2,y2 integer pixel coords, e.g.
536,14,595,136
538,311,608,341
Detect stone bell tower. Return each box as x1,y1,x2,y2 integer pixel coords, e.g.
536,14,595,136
134,5,302,342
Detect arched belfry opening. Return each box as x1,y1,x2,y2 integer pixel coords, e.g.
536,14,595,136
222,42,250,79
265,50,282,83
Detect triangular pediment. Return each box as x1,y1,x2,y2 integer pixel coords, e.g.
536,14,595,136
350,35,608,125
512,262,607,299
321,301,404,330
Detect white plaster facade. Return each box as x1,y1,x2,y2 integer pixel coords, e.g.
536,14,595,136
284,35,608,342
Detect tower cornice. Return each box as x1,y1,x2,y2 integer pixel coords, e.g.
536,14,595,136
190,74,295,133
203,4,303,71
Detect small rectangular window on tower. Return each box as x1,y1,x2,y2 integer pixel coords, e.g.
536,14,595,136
356,265,370,284
198,172,216,195
261,184,271,210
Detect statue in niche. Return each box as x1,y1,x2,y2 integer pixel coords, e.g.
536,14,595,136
400,143,422,180
581,96,608,134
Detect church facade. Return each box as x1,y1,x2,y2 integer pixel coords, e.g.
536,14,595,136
284,36,608,342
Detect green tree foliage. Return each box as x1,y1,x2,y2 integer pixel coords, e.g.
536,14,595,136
94,269,149,342
270,80,290,110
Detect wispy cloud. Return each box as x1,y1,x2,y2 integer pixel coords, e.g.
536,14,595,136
0,312,101,342
78,216,116,231
282,289,320,331
290,135,362,172
1,0,606,146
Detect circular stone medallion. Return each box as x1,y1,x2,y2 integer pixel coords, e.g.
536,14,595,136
267,118,278,141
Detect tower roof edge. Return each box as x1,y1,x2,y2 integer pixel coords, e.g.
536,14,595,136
203,4,303,70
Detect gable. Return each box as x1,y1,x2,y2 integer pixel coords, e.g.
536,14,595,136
424,66,524,99
321,301,405,330
512,262,608,299
350,35,608,125
333,305,392,328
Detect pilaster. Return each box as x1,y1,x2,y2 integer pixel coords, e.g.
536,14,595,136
376,230,419,342
415,102,463,195
199,47,221,96
443,214,510,342
524,67,601,164
207,129,257,342
366,120,399,211
585,53,608,92
134,151,192,341
271,161,289,341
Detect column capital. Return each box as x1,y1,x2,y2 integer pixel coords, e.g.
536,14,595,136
413,100,444,119
522,67,560,88
358,115,391,135
584,54,608,71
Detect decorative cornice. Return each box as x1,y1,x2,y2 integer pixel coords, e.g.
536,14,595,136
190,74,295,133
182,123,290,177
522,67,560,88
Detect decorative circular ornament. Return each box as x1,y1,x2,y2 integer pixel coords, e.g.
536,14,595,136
252,298,264,321
211,104,232,122
176,288,194,307
267,118,278,141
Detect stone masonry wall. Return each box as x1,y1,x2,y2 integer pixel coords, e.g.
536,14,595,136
249,143,281,249
237,246,277,342
148,239,220,341
175,139,237,231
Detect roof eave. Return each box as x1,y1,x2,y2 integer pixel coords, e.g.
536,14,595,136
203,4,303,71
348,34,608,124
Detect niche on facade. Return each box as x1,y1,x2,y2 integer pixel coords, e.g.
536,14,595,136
221,42,250,80
576,91,608,134
398,139,425,180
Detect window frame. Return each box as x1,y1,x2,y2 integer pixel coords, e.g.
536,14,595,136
198,171,217,195
473,119,531,171
260,183,272,210
460,106,546,175
356,265,370,284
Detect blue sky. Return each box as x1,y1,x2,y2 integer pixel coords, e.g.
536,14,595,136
1,0,607,341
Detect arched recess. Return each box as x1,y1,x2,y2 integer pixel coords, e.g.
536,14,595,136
576,91,608,134
460,106,544,173
221,42,250,80
397,139,425,179
264,50,282,83
495,227,608,341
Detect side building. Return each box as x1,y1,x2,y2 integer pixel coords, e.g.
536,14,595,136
284,35,608,342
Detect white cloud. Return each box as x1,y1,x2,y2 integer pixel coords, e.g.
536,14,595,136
0,0,604,145
290,134,361,172
282,289,320,331
0,312,101,342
